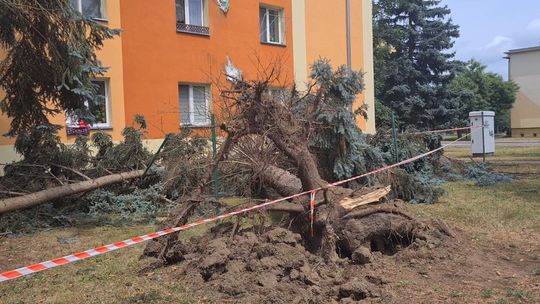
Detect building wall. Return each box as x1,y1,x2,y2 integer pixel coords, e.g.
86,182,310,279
119,0,294,139
0,1,125,172
1,0,376,171
299,0,375,134
0,0,125,146
509,48,540,138
0,45,22,171
360,0,376,134
0,48,12,146
292,0,307,91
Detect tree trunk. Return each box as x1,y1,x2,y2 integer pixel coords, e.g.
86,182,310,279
258,165,302,197
0,169,145,214
267,134,327,190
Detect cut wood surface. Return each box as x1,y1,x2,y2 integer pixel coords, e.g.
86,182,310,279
339,186,391,210
0,170,145,214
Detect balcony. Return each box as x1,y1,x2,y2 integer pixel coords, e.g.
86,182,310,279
176,22,210,36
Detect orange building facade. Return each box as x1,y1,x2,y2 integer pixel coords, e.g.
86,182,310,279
0,0,375,168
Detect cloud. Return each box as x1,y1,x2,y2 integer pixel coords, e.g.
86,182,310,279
527,18,540,31
484,36,513,49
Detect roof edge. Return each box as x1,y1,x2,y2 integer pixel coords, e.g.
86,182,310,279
506,45,540,55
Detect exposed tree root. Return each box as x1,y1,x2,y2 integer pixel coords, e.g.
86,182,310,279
341,204,416,221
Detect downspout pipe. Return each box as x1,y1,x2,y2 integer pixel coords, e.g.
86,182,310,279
346,0,352,74
346,0,352,111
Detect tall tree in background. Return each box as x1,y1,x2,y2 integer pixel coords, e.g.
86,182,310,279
373,0,460,130
0,0,118,144
451,60,518,134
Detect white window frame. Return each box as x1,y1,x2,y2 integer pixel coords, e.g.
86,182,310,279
260,6,285,45
178,0,206,26
89,79,112,129
179,84,210,127
72,0,107,21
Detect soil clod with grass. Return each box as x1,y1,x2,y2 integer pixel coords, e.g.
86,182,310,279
141,201,457,303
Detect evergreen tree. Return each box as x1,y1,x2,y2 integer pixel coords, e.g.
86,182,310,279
0,0,119,142
451,60,518,133
306,59,385,184
373,0,460,130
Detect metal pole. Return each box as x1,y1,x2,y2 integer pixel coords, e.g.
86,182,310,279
346,0,352,112
391,112,399,163
346,0,352,74
481,111,486,162
210,113,219,200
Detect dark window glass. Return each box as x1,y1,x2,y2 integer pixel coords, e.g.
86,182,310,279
179,85,190,124
259,7,267,42
192,86,207,125
268,9,280,43
81,0,103,19
89,80,107,125
176,0,186,24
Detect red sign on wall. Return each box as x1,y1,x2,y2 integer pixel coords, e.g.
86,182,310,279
66,120,90,136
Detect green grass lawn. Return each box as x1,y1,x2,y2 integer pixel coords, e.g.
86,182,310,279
0,197,262,304
409,179,540,233
411,148,540,249
444,146,540,161
1,148,538,303
0,225,200,304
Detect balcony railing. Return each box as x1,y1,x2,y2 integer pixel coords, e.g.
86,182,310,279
176,22,210,36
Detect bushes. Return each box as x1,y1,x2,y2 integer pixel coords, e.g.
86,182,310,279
92,117,150,173
3,125,94,193
87,184,167,222
368,131,446,204
0,117,162,233
464,163,513,186
159,130,210,198
0,117,151,198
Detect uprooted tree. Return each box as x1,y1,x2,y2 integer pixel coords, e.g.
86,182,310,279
143,60,443,266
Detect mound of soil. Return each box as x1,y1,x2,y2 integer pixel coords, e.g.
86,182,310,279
148,204,456,303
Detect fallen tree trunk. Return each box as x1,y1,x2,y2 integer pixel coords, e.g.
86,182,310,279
0,169,145,214
258,164,302,198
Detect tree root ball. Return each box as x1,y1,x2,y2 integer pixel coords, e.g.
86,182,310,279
141,202,454,303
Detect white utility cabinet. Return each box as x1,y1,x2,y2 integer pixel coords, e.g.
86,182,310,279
469,111,495,156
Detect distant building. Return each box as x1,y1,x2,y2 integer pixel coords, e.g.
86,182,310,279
506,46,540,137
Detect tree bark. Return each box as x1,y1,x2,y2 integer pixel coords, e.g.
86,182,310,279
258,165,302,197
0,169,145,214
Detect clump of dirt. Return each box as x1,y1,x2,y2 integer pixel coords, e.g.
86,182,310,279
149,203,456,303
167,226,377,303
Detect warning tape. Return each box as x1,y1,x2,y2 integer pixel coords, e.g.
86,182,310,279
0,133,471,283
309,191,316,237
412,125,481,135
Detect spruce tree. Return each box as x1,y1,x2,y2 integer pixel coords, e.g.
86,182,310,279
374,0,460,130
0,0,119,140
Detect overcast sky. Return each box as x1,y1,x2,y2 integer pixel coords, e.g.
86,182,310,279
440,0,540,79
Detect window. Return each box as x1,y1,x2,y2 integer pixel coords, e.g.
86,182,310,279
70,0,106,20
87,80,110,128
267,87,288,102
260,6,284,45
176,0,209,35
65,79,111,129
179,84,210,126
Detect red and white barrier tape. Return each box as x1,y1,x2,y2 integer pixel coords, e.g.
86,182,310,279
412,125,482,135
0,133,471,283
309,191,316,237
